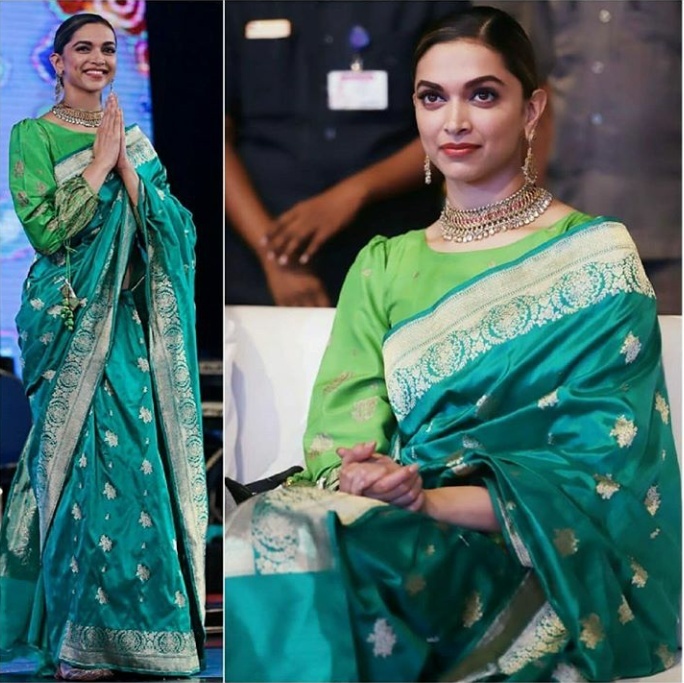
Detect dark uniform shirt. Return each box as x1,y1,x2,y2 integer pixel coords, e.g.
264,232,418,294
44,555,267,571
226,0,469,304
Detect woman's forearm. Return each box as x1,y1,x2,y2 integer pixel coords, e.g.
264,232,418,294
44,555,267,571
421,486,500,532
118,165,139,206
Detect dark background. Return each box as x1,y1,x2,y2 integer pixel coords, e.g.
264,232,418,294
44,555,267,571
146,0,224,360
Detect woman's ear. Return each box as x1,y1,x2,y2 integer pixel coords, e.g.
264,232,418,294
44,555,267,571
49,52,63,78
524,87,547,140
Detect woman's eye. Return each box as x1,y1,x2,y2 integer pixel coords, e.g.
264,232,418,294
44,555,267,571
472,88,497,104
417,92,444,105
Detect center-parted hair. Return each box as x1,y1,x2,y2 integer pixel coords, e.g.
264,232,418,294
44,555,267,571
413,6,539,99
53,13,117,55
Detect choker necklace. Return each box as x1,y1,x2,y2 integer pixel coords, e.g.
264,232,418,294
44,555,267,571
439,182,553,243
52,103,103,128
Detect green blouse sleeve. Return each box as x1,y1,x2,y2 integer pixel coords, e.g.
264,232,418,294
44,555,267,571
9,120,98,255
295,236,398,488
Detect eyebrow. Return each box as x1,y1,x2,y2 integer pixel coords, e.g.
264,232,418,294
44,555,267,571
415,75,506,91
72,40,117,48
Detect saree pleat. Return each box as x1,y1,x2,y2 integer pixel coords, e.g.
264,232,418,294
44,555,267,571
0,122,207,675
225,218,680,682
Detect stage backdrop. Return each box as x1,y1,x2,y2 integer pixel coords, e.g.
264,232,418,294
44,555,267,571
0,0,152,371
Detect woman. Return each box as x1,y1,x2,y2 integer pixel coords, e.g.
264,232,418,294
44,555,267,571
0,14,207,681
224,7,681,682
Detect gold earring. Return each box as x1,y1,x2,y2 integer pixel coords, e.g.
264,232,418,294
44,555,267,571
522,130,537,185
424,155,432,185
54,73,64,103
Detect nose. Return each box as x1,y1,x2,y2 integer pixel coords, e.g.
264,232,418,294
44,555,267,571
443,100,470,135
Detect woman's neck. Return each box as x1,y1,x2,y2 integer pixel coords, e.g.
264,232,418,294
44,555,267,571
445,170,526,210
60,90,103,112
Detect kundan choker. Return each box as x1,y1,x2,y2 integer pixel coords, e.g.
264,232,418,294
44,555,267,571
439,182,553,243
52,103,103,128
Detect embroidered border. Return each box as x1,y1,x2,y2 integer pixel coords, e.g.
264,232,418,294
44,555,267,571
60,620,199,673
384,222,653,421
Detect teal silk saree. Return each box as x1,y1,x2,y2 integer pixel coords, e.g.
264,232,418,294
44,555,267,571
1,120,207,676
225,217,680,681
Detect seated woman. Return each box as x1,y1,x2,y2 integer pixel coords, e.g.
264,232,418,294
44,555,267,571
224,7,681,682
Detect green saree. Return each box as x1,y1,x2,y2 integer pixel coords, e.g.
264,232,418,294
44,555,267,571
1,119,207,676
224,216,680,681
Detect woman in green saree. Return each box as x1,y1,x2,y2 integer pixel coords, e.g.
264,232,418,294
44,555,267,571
0,14,207,681
224,6,680,682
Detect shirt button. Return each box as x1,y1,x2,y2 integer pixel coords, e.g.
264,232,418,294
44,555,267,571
591,113,604,126
323,34,334,44
324,127,337,140
599,9,611,23
591,60,605,74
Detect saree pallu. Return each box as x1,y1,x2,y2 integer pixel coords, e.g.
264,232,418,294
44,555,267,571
0,126,207,676
224,220,680,682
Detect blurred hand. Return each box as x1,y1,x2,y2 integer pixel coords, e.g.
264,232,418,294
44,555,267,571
338,442,425,511
264,261,331,307
263,179,365,266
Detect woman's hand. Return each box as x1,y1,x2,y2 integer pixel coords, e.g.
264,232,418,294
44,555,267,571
262,179,366,266
338,442,425,511
91,93,121,173
113,96,133,173
263,260,331,307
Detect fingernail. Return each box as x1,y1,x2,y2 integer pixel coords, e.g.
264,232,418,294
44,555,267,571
299,254,309,264
278,255,288,265
259,236,268,246
267,251,275,261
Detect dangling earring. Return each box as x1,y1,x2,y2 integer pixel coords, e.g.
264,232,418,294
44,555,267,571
54,72,64,104
424,155,432,185
522,129,537,185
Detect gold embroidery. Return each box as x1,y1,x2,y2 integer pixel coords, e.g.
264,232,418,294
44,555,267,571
551,663,587,682
620,332,642,364
367,618,396,658
462,591,484,628
95,587,109,604
553,528,579,556
405,574,426,596
323,371,353,394
425,544,436,556
307,433,335,459
538,390,559,409
630,558,648,588
351,396,378,422
13,159,25,178
650,528,661,539
139,406,153,423
498,602,568,674
644,485,661,516
594,474,620,500
579,614,604,649
654,393,670,424
136,564,151,581
610,415,637,448
618,596,634,624
384,223,654,420
655,644,676,669
104,431,119,448
16,190,29,207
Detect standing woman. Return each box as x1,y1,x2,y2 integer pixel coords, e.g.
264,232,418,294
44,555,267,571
0,13,207,681
225,6,680,682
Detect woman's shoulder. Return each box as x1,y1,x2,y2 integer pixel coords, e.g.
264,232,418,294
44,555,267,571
11,117,51,138
355,230,425,267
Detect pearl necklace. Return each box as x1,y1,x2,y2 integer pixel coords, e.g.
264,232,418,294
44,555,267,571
439,183,553,243
52,103,103,128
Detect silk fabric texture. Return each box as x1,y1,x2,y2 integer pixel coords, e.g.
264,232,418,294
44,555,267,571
225,216,680,681
0,120,207,676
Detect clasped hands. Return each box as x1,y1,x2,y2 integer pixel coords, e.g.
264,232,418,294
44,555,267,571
337,441,425,512
260,178,366,266
92,92,132,175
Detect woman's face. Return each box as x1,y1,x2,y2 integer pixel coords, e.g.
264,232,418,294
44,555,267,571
51,23,117,99
414,39,541,191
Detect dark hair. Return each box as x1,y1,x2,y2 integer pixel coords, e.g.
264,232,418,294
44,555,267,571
53,13,116,54
413,6,538,99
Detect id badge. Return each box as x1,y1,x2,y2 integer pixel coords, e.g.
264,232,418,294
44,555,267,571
327,70,388,110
